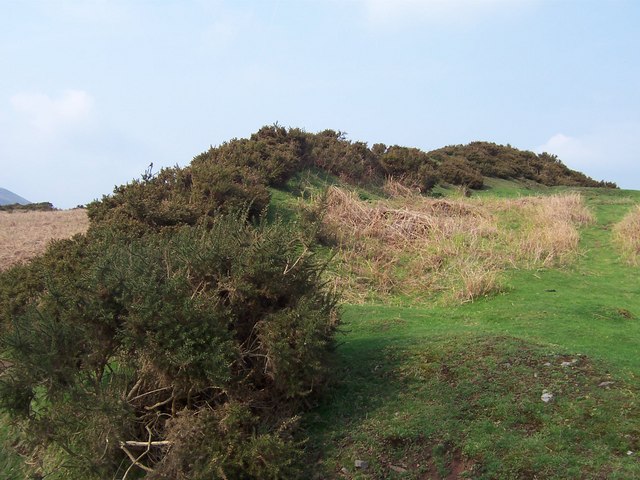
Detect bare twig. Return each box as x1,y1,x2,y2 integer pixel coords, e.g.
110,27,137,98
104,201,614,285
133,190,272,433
128,385,172,403
125,378,143,401
122,440,172,448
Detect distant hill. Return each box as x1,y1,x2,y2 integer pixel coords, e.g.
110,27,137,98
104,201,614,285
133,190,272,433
0,188,30,206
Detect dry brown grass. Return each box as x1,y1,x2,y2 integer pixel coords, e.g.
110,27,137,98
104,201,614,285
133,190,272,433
613,205,640,265
0,209,89,270
317,187,593,303
498,193,594,268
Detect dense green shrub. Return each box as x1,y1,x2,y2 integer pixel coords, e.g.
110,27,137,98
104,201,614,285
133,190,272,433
437,156,484,189
192,125,308,188
0,213,338,479
306,130,380,183
426,142,614,188
87,163,270,235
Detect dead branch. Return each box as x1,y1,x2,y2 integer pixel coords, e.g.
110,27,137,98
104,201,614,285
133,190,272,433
121,440,172,448
128,385,172,403
144,393,175,411
125,378,143,401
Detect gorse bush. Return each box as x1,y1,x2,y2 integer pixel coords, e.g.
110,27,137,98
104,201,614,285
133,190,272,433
0,212,338,479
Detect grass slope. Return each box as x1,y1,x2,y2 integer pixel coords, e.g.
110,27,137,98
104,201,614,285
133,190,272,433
304,185,640,479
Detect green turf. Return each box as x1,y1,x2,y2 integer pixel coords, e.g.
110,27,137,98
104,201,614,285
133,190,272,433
0,414,24,480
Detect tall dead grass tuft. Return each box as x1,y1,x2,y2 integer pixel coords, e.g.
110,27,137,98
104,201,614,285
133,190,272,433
318,188,592,303
382,177,421,198
500,194,594,267
0,209,89,270
613,205,640,265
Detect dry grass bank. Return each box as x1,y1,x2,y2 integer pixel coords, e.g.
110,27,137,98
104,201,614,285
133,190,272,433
317,185,593,303
0,209,89,270
613,205,640,265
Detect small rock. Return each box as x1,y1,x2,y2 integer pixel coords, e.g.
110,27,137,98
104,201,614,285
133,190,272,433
627,450,634,456
598,381,615,388
390,465,408,473
543,362,552,367
541,390,554,403
340,467,349,475
355,459,368,469
561,359,578,367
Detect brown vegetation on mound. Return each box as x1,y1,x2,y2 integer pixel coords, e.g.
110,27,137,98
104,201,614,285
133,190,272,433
316,184,593,303
0,209,89,270
613,204,640,264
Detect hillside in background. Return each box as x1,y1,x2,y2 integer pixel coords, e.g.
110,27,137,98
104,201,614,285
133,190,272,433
0,188,30,206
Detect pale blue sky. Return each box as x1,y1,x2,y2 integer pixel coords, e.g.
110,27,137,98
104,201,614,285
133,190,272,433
1,0,639,208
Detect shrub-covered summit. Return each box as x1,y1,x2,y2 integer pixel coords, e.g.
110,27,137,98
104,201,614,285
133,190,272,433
87,125,614,234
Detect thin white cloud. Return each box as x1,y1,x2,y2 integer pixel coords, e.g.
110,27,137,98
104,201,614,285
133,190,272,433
10,90,94,137
535,124,640,189
536,133,594,162
359,0,537,25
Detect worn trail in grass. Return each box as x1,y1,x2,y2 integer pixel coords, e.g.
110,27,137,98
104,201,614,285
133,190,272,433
306,188,640,478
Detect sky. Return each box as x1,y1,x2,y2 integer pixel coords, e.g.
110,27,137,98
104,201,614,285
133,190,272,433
1,0,639,208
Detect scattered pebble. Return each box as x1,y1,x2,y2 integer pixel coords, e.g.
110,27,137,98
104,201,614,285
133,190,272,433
561,359,578,367
543,362,552,367
390,465,408,473
598,381,615,388
627,451,634,456
355,459,368,469
541,390,554,403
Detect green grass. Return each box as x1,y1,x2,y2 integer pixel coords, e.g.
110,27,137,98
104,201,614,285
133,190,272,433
0,414,24,480
303,185,640,478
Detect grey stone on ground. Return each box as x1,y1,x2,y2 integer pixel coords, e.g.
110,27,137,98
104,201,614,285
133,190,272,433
355,459,368,469
390,465,408,473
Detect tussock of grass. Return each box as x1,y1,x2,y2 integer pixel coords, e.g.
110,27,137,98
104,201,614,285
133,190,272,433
317,187,593,303
500,193,594,268
613,205,640,264
0,209,89,270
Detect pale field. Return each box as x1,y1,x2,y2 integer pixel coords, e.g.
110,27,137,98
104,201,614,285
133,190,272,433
0,209,89,270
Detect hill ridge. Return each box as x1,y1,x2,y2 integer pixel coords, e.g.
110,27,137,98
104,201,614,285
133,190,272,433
0,187,30,206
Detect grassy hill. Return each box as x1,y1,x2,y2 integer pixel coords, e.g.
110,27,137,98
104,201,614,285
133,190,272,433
0,127,637,479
